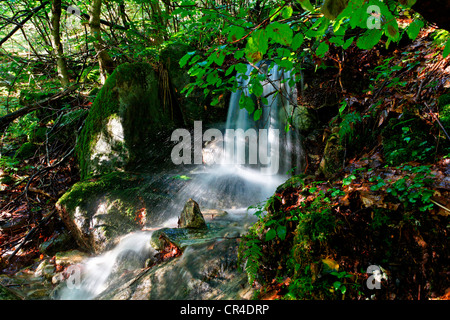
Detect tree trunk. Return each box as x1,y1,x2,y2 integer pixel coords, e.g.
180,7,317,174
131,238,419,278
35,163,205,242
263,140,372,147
50,0,70,87
89,0,115,84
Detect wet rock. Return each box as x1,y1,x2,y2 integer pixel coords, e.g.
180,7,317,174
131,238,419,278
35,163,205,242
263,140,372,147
178,198,207,229
55,250,89,266
150,227,212,251
96,238,254,300
39,231,77,256
34,260,56,280
0,284,21,300
56,172,175,253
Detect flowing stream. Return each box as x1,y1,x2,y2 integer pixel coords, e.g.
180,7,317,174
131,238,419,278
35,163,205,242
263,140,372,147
57,62,302,300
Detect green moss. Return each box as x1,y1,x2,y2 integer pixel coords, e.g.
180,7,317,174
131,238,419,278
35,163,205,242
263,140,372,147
14,142,38,160
76,62,178,179
319,132,345,178
57,171,138,215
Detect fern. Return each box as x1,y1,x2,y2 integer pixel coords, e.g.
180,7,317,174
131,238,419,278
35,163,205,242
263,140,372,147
239,237,263,285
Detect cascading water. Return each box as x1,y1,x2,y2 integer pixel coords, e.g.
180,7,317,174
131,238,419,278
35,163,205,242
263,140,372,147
57,231,155,300
56,62,304,300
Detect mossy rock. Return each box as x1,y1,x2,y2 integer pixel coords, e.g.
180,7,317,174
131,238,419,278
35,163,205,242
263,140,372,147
56,172,174,253
76,62,183,179
319,130,345,179
14,142,38,160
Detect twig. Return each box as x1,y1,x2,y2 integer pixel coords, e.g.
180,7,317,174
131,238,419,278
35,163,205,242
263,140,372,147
424,102,450,141
6,209,57,262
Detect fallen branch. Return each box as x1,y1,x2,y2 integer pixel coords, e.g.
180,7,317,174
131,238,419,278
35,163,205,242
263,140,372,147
0,84,79,131
7,209,57,262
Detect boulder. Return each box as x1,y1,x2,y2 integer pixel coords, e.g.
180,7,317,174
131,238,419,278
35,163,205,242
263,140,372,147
319,128,345,179
76,62,183,179
56,172,182,253
177,198,207,229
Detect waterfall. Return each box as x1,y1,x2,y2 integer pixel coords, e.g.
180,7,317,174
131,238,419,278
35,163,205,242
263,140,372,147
223,61,302,175
54,62,304,300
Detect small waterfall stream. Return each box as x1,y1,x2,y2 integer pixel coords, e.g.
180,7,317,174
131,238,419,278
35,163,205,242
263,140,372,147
57,62,303,300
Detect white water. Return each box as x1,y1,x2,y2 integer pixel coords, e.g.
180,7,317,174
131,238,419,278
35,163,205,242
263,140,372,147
56,62,302,300
58,231,155,300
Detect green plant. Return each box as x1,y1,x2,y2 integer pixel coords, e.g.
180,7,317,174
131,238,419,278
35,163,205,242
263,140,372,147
238,236,263,285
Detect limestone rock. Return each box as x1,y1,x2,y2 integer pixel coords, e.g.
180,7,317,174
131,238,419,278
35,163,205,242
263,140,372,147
178,198,207,229
76,62,183,179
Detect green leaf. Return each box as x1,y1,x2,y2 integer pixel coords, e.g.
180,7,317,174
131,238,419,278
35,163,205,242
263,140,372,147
343,36,354,50
277,225,287,240
239,95,255,113
443,39,450,58
406,19,424,40
251,80,264,97
333,281,341,291
329,36,344,46
292,33,304,50
234,50,245,60
306,17,330,38
316,42,329,57
266,22,293,46
225,65,235,76
297,0,314,11
282,6,293,19
212,50,226,66
179,51,196,67
227,25,246,42
265,229,277,241
356,28,382,50
245,29,268,63
253,108,262,121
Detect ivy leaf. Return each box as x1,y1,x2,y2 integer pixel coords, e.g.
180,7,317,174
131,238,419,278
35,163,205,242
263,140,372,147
266,22,293,46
